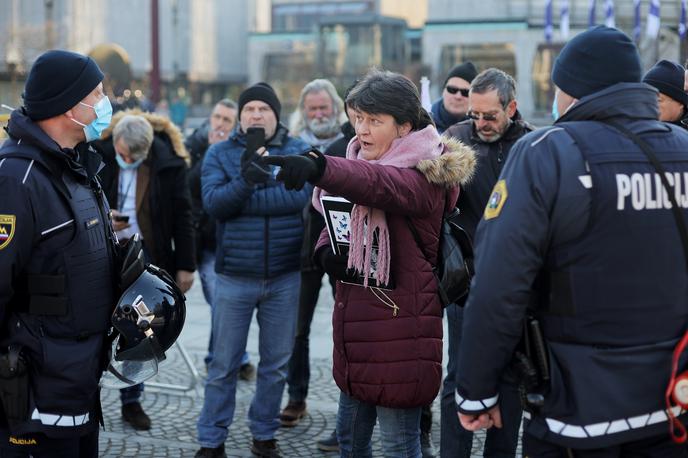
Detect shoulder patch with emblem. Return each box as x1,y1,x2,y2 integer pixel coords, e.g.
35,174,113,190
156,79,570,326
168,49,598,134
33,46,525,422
0,214,16,250
484,180,508,220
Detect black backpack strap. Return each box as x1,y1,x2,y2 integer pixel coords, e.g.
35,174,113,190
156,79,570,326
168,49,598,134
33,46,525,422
602,120,688,273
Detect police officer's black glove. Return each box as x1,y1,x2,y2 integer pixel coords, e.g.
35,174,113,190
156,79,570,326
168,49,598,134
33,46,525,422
260,150,326,191
315,245,352,281
241,149,271,185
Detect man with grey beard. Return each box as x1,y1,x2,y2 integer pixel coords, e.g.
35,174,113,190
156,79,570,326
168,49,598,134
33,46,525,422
441,68,533,458
279,79,346,445
288,79,347,151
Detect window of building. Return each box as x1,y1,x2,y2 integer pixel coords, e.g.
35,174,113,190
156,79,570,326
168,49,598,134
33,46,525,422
272,1,374,32
532,43,563,113
439,43,516,88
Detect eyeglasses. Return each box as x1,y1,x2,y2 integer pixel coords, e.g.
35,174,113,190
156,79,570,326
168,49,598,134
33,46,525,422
445,86,470,97
467,111,499,122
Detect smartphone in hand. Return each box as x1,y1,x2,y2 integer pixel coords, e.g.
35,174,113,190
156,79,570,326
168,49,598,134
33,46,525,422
246,127,266,155
113,214,130,223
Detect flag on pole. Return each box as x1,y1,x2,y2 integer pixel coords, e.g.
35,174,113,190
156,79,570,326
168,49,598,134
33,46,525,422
680,0,687,40
633,0,641,42
588,0,597,28
604,0,615,28
420,76,432,113
646,0,661,39
560,0,570,40
545,0,553,43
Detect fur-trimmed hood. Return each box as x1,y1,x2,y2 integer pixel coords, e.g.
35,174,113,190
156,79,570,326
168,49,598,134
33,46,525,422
417,136,476,188
101,109,190,165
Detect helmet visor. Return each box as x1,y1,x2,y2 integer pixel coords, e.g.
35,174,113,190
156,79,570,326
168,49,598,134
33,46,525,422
99,335,161,389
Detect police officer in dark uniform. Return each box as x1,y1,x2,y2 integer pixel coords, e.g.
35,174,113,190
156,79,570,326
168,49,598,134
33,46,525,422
455,26,688,456
0,50,117,457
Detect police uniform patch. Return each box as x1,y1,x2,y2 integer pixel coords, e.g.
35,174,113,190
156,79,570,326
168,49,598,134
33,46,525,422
0,214,15,250
484,180,508,220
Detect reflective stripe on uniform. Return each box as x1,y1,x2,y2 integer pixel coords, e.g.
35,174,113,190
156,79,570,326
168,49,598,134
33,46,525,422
455,391,499,412
535,405,685,438
31,408,89,426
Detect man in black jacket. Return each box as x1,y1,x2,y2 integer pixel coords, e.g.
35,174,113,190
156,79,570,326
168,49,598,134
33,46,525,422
0,50,117,457
642,60,688,128
441,68,533,458
430,62,478,133
456,26,688,456
96,111,195,430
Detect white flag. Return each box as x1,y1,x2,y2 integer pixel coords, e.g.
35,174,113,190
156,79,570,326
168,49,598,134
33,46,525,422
646,0,661,39
604,0,615,28
420,76,432,113
561,0,570,40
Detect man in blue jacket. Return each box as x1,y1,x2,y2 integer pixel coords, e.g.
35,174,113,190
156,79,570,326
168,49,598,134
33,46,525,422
195,83,311,458
456,26,688,456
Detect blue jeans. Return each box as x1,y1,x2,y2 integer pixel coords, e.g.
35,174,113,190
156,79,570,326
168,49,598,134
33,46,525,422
198,249,249,368
196,271,300,446
120,383,143,405
440,304,521,458
336,391,421,458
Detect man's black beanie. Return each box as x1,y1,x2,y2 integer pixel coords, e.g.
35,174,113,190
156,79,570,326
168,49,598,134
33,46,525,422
23,50,104,121
643,60,688,107
444,62,478,86
238,82,282,122
553,26,642,99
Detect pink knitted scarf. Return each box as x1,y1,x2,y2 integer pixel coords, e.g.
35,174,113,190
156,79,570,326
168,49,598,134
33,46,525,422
313,125,444,286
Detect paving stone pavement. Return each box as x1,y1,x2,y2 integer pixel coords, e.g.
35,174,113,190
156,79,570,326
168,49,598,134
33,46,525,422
98,275,507,457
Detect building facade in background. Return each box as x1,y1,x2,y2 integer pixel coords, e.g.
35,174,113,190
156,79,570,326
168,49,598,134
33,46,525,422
0,0,251,113
0,0,684,127
424,0,684,124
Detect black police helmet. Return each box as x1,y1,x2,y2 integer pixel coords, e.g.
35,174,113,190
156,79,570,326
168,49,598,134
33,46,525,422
111,264,186,363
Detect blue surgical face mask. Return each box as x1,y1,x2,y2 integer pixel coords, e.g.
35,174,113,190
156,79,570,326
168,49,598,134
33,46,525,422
116,153,144,170
71,96,113,142
551,93,560,121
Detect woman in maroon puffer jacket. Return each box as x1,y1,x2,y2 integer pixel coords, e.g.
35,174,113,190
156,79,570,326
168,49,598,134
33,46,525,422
263,69,475,457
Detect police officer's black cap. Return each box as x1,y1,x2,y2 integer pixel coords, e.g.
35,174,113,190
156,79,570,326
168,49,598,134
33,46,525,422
23,50,104,121
553,26,642,100
643,60,688,108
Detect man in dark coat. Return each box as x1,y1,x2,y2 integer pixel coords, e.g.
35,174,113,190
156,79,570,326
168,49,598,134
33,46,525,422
0,50,117,457
430,62,478,133
456,26,688,457
442,68,533,458
643,60,688,128
96,111,195,431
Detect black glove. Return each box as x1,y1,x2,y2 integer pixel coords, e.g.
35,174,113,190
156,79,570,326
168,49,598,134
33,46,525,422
260,150,326,191
241,149,271,185
316,246,352,281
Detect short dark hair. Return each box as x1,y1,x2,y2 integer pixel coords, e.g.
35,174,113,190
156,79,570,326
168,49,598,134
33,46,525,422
470,68,516,108
345,69,433,131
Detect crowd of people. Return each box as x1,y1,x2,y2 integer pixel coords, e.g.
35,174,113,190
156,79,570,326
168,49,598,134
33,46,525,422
2,24,688,458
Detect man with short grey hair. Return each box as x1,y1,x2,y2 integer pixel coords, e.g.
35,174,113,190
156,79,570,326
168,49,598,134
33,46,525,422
441,68,533,458
288,79,346,151
113,114,154,162
97,110,196,432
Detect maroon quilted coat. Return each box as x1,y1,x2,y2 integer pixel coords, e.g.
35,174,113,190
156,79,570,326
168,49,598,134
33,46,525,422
315,138,476,408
